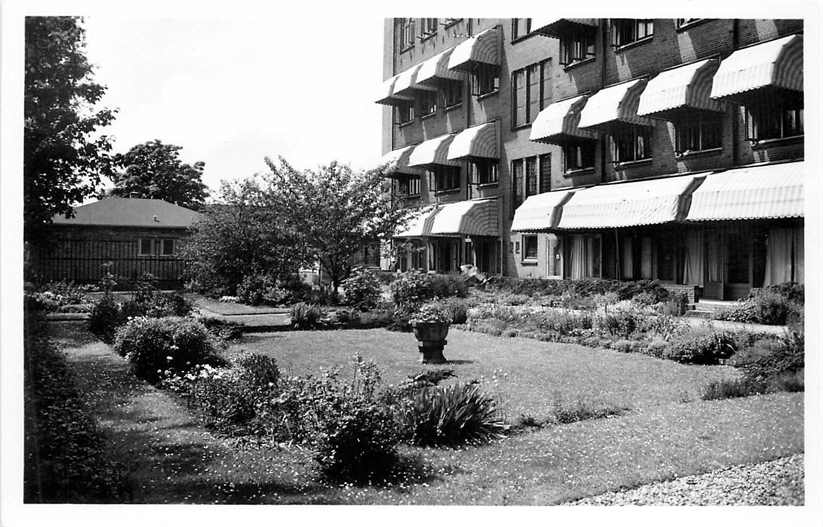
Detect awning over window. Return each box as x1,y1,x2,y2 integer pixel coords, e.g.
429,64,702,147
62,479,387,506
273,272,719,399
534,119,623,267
448,28,500,71
710,34,803,101
392,62,437,97
429,199,499,236
395,206,438,238
379,145,424,177
416,47,464,85
557,174,703,229
686,162,804,221
408,134,461,167
531,18,598,38
530,95,598,144
637,58,724,119
577,79,654,129
447,122,498,160
375,76,412,105
511,190,575,232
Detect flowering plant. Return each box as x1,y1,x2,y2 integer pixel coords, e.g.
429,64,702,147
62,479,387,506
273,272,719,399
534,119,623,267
409,303,452,325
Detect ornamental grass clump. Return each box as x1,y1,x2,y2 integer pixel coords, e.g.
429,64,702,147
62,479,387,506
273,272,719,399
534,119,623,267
290,302,325,329
399,382,506,447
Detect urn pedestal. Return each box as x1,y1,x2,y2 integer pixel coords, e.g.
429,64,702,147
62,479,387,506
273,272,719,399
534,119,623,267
412,322,450,364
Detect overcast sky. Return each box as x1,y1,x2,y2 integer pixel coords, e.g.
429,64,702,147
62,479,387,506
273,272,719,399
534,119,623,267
82,15,386,197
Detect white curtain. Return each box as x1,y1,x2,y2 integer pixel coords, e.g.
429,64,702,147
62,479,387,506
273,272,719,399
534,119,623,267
570,236,586,279
763,228,793,286
682,230,704,286
793,227,804,283
622,237,634,280
640,237,653,279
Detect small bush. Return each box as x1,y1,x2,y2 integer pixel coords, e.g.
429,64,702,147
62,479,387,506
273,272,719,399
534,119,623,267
145,292,193,317
551,396,629,424
113,317,224,384
290,302,325,329
236,274,275,306
715,284,803,325
596,309,641,339
399,382,506,447
88,295,126,343
664,330,737,364
341,267,382,311
199,317,244,340
742,329,804,383
701,378,766,400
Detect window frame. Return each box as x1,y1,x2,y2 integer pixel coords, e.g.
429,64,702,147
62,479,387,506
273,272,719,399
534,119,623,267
419,18,438,39
562,142,597,173
610,125,653,164
511,60,549,128
429,165,461,193
611,19,654,48
471,64,500,97
744,92,804,143
522,234,539,261
470,158,499,186
138,238,153,256
443,80,463,109
397,175,421,198
559,30,596,66
511,18,532,41
419,90,438,118
161,239,175,256
396,101,415,126
675,113,723,155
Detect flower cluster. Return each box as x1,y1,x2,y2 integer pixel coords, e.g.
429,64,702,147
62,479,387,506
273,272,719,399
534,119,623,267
409,303,452,325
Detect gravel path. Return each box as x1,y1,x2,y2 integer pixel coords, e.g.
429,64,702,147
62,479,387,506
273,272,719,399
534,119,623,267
569,454,804,505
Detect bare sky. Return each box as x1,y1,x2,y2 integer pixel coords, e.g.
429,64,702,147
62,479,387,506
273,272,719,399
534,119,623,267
83,15,386,197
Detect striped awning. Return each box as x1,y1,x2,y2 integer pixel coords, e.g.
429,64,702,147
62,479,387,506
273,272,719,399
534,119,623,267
530,95,598,144
408,134,460,167
557,174,703,229
447,122,498,160
511,190,575,232
530,18,598,38
380,145,424,177
392,63,437,97
710,34,803,101
395,206,438,238
686,162,804,221
416,47,464,85
448,28,500,71
429,199,499,236
637,59,724,118
578,79,654,129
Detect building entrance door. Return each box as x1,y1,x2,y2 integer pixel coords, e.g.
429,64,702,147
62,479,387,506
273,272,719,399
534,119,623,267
703,229,724,300
724,226,752,300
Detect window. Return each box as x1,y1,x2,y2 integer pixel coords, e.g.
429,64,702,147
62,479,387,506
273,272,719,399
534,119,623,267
522,235,538,260
429,166,460,192
611,19,654,47
563,142,596,172
512,154,550,213
675,114,722,154
611,125,652,163
443,81,463,108
567,234,601,279
512,18,531,40
420,18,438,38
676,18,702,28
471,64,500,97
512,159,524,211
470,159,499,185
560,31,596,66
525,157,538,197
139,238,152,256
419,91,438,117
396,101,415,124
538,153,551,193
547,234,562,277
745,93,804,141
162,239,175,256
398,175,421,197
397,18,416,50
511,61,549,127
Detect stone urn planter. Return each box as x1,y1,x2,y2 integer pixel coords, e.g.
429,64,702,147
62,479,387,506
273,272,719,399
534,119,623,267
409,303,452,364
411,321,450,364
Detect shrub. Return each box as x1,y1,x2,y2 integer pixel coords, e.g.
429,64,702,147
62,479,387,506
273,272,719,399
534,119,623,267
236,274,275,306
199,317,244,341
341,267,382,311
715,284,803,325
390,271,432,306
145,292,193,317
664,330,737,364
399,382,506,447
88,295,125,343
550,395,629,424
24,314,127,502
290,302,325,329
642,314,688,341
742,329,804,384
426,274,468,299
436,297,472,324
701,378,766,400
596,308,642,339
113,317,224,384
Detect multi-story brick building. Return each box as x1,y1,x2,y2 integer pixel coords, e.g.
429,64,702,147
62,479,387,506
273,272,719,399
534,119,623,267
376,18,803,301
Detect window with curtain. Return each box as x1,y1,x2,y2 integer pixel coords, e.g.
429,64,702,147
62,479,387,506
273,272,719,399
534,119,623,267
611,125,652,163
567,234,601,279
563,142,596,172
512,159,524,211
511,18,532,40
398,175,421,197
419,90,438,117
511,61,548,127
429,166,461,192
396,101,415,124
420,18,438,37
538,153,551,193
398,18,416,50
611,19,654,47
443,81,463,108
522,235,538,260
560,30,596,65
471,64,500,96
676,113,722,153
525,157,538,197
745,92,804,141
470,159,499,185
547,234,562,277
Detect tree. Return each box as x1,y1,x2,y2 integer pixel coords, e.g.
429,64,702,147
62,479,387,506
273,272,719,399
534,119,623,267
111,140,209,210
181,178,308,296
263,157,410,292
24,17,117,241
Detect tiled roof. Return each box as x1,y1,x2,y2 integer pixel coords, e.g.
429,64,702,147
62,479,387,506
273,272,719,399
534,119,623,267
51,198,202,228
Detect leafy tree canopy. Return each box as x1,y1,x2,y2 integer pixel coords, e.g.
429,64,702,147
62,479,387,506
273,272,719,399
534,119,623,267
24,16,117,241
111,140,209,210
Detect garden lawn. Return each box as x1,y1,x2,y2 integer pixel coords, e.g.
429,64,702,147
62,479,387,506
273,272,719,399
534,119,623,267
228,328,740,423
48,322,802,504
